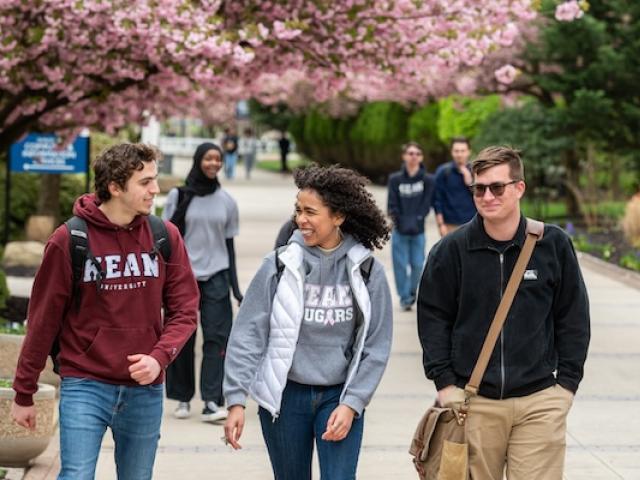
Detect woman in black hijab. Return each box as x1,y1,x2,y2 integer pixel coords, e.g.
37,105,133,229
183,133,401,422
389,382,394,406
163,142,243,423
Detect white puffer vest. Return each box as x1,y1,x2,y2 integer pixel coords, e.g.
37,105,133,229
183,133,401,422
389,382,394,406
248,241,373,418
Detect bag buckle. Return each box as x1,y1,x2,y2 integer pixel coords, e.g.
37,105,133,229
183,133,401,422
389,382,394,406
456,391,472,425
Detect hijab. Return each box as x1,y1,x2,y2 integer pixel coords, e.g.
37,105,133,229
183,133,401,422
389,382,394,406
169,142,222,235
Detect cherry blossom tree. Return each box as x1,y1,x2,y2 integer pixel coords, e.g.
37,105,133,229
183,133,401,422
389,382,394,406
0,0,549,152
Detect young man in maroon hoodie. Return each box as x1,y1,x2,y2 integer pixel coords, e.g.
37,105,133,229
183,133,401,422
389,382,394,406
11,143,199,479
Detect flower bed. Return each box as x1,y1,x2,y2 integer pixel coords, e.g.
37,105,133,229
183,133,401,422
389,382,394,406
566,223,640,273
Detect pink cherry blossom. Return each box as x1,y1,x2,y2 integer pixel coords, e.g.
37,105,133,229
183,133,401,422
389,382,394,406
555,1,584,22
495,64,520,85
0,0,579,150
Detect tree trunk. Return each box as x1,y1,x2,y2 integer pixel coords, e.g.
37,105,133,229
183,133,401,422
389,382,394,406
563,149,582,219
609,154,622,200
37,174,61,221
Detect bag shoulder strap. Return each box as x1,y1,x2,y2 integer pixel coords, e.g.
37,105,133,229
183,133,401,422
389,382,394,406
147,215,172,261
274,245,288,281
275,245,375,285
65,216,89,288
464,218,544,398
360,256,374,285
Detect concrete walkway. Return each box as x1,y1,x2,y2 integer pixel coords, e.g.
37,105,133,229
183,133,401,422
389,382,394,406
10,167,640,479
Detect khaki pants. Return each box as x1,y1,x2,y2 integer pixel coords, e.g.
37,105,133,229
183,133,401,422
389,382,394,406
447,385,574,480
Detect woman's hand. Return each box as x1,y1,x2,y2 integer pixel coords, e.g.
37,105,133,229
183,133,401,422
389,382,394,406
321,404,356,442
224,405,245,450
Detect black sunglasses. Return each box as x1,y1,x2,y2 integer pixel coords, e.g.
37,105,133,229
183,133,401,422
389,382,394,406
469,180,518,198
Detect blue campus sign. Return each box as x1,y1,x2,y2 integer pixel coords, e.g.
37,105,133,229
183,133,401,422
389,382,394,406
9,133,89,174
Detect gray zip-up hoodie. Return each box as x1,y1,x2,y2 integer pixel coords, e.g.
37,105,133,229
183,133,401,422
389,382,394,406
224,231,393,416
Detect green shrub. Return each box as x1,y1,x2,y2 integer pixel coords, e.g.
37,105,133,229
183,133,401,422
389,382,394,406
438,95,501,145
289,102,411,182
0,321,25,334
349,102,410,180
0,169,86,241
620,253,640,271
408,103,448,171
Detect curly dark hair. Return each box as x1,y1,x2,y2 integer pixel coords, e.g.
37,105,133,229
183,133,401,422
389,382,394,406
93,143,160,202
293,164,390,250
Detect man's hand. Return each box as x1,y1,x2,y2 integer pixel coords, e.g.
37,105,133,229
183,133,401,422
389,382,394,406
224,405,245,450
321,404,356,442
557,384,575,400
437,385,459,407
11,402,37,430
458,164,473,186
127,354,161,385
438,224,448,237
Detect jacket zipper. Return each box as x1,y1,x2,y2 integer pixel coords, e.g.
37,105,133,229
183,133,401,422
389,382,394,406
499,252,505,399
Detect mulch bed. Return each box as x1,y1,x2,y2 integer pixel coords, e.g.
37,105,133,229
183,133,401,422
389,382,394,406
568,222,639,269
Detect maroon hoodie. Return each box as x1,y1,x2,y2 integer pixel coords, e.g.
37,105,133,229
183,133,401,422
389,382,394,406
13,194,199,406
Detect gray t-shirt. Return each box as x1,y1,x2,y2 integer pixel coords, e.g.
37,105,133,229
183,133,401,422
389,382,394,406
163,188,239,281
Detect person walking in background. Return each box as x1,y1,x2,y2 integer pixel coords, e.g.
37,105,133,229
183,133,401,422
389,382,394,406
223,164,393,480
222,127,239,179
433,137,476,236
239,127,259,179
11,144,199,479
387,142,435,311
418,146,590,479
278,131,291,173
163,142,243,423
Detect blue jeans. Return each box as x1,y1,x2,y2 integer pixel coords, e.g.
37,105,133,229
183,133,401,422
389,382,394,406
391,230,426,307
224,152,237,179
166,270,232,404
58,377,163,480
259,381,364,480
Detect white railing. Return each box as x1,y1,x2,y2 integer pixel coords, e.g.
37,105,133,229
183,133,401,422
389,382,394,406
157,136,219,157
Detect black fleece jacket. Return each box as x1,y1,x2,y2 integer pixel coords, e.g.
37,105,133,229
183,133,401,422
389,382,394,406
417,215,590,399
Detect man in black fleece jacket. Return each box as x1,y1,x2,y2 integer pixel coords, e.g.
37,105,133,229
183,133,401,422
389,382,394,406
417,146,590,479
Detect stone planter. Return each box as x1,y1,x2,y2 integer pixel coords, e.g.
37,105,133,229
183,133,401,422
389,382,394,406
0,383,56,468
25,216,55,243
0,334,59,388
1,242,44,271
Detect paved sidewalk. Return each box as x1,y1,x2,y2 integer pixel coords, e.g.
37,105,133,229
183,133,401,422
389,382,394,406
10,167,640,479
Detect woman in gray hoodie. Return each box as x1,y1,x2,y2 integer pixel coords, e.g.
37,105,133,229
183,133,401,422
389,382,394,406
223,164,393,479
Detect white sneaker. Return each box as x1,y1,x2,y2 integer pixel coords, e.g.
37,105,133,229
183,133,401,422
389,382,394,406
201,401,228,423
173,402,191,419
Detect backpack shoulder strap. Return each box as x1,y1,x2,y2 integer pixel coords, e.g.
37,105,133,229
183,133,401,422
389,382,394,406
64,215,105,299
147,215,172,261
359,257,375,285
65,216,89,287
274,245,288,281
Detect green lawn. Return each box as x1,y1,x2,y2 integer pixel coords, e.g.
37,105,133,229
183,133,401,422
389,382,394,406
521,199,626,222
256,158,310,172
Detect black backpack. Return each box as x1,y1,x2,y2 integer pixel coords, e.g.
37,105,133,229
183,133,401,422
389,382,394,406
48,215,172,373
274,246,375,284
65,215,172,295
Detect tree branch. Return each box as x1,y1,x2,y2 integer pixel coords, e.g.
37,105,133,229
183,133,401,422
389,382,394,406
0,65,160,151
